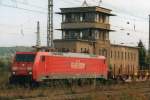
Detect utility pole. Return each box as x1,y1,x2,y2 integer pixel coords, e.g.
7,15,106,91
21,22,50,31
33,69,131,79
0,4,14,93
149,15,150,55
47,0,54,48
36,21,41,47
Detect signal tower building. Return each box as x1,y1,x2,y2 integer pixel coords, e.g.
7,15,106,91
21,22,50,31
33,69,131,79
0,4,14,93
54,6,114,64
54,6,139,77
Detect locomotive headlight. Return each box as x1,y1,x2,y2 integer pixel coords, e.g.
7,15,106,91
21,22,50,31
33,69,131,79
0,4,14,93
29,72,32,75
27,67,32,71
12,67,18,71
12,72,16,75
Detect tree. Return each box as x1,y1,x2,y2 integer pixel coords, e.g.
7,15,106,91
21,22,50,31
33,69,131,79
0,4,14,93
146,54,150,64
138,40,146,70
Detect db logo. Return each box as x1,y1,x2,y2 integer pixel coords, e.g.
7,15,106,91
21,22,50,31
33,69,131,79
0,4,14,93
71,60,86,69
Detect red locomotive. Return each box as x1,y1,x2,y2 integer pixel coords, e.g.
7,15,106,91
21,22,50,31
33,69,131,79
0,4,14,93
9,52,108,85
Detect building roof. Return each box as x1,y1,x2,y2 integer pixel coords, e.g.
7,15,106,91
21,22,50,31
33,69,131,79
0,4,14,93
56,28,115,32
56,6,115,16
111,44,139,49
54,39,96,43
49,52,105,59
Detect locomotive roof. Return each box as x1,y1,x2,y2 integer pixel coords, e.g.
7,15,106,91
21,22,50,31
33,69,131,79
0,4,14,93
16,52,36,54
15,52,106,59
49,52,106,59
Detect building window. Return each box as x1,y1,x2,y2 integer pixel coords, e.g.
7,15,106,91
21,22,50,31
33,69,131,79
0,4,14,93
81,48,83,53
119,65,122,74
66,14,72,22
128,52,130,60
125,52,126,60
102,15,106,23
127,64,130,74
102,33,105,40
130,65,131,73
84,48,86,53
105,16,109,24
106,32,109,40
62,14,66,22
134,53,136,61
94,30,99,39
114,64,116,75
99,49,101,55
110,51,112,58
131,65,133,74
118,51,120,59
114,51,116,59
121,52,124,60
133,65,135,73
131,53,133,60
104,50,107,57
99,14,102,23
95,13,99,22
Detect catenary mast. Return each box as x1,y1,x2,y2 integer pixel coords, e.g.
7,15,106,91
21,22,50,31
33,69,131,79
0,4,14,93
36,21,41,47
47,0,54,48
149,15,150,55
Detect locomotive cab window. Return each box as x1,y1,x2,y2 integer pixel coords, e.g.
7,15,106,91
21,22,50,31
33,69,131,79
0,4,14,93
15,54,35,62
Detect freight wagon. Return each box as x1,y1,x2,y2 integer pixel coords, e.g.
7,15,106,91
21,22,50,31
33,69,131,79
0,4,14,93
9,52,108,85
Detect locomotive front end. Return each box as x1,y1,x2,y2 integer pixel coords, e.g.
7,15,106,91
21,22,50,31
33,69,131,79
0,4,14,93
9,52,36,84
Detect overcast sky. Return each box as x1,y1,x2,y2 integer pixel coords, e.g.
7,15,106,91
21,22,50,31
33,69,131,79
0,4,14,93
0,0,149,49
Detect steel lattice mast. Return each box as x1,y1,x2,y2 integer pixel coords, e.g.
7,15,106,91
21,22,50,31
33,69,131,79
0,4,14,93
36,21,41,47
47,0,54,48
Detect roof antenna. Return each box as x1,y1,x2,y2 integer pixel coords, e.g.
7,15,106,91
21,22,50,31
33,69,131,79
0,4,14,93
98,0,102,7
133,19,136,32
82,0,88,7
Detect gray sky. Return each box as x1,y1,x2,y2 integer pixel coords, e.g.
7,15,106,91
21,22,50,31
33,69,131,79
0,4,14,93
0,0,149,49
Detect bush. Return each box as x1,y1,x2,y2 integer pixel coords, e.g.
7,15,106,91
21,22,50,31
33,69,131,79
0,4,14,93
0,58,11,71
0,58,11,86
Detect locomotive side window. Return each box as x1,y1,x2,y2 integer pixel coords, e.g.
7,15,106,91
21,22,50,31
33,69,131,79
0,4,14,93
15,54,35,62
41,56,45,62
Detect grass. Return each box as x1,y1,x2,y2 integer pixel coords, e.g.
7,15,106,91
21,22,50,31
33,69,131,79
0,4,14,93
0,82,150,100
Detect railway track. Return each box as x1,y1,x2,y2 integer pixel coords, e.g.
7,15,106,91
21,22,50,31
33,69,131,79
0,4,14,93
14,92,92,100
15,97,49,100
1,81,150,100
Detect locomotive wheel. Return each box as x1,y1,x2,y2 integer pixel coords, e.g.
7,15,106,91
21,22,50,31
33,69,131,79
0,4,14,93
9,76,21,85
9,76,16,85
30,81,39,88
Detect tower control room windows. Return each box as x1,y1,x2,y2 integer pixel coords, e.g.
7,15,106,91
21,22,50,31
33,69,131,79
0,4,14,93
105,32,109,40
82,13,96,22
63,29,107,41
62,13,109,23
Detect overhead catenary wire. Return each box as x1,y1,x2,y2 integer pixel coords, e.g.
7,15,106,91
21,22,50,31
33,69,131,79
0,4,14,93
0,20,148,36
13,0,47,10
0,0,149,22
0,3,47,14
0,0,149,47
